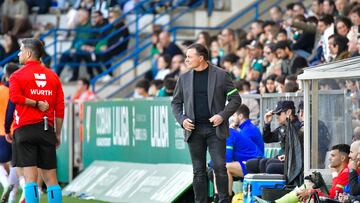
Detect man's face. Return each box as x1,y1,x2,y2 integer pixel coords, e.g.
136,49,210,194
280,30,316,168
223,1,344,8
323,1,333,14
276,48,287,60
18,44,29,65
263,46,273,61
270,8,281,22
159,32,170,48
250,23,262,37
276,111,287,125
349,143,359,161
311,1,323,16
185,48,202,69
329,149,343,168
78,10,89,25
335,0,346,13
293,5,304,16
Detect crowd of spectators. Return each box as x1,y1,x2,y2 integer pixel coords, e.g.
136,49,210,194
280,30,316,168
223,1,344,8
0,0,199,82
134,0,360,134
0,0,358,100
52,0,202,82
55,0,150,82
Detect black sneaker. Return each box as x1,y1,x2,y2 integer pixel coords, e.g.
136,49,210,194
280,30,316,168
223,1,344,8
1,184,14,203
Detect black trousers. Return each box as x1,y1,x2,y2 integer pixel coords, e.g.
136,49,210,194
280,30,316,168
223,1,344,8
187,124,229,203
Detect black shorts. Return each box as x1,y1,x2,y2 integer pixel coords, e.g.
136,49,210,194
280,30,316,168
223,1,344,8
12,122,57,169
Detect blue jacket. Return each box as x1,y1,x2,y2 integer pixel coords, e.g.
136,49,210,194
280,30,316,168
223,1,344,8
344,169,360,198
226,120,264,163
239,119,264,157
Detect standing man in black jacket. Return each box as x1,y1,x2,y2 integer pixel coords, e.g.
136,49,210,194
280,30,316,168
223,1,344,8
172,43,241,203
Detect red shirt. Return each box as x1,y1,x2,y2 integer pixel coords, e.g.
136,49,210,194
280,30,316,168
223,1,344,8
317,165,350,199
9,61,64,130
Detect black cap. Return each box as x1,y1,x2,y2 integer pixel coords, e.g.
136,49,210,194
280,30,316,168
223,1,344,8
272,100,295,114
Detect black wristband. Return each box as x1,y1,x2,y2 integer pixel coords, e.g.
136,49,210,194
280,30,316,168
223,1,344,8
35,100,38,108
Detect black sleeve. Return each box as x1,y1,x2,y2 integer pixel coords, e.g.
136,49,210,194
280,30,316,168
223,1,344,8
349,170,360,195
5,100,15,134
217,72,241,120
171,75,187,127
262,123,280,143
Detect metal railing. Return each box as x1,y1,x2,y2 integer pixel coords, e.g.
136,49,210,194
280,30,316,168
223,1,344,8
115,0,286,99
0,0,284,99
106,0,283,97
91,0,205,97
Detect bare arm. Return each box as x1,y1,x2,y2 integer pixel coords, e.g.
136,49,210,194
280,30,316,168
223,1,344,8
55,117,63,148
24,98,49,112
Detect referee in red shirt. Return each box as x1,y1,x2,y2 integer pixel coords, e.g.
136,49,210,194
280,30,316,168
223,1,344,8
9,38,64,203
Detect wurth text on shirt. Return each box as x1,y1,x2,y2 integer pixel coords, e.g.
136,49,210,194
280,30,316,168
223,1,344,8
30,73,53,96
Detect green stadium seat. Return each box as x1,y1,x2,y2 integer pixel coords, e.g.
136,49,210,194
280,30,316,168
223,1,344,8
264,147,281,158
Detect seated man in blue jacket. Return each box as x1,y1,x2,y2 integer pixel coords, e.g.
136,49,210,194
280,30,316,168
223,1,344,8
213,104,264,200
